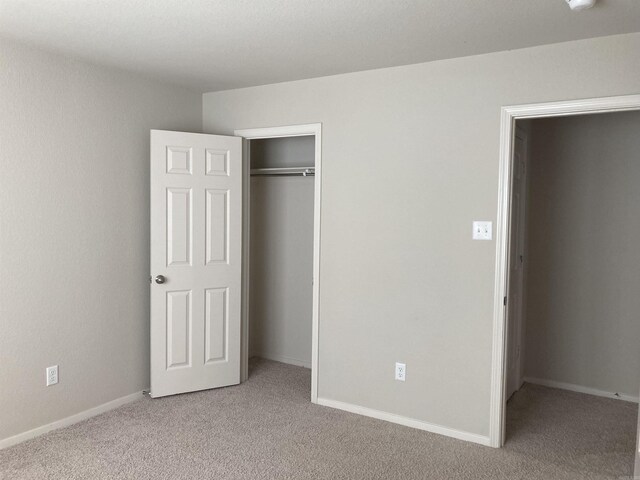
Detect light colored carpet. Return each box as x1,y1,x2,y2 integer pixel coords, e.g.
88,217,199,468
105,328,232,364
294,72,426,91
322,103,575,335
0,359,636,479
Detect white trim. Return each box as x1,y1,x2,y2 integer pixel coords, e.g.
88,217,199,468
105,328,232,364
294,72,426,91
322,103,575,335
239,137,251,384
233,124,319,140
496,95,640,120
234,123,322,404
253,353,312,369
523,377,640,404
0,390,145,450
317,397,491,447
490,94,640,448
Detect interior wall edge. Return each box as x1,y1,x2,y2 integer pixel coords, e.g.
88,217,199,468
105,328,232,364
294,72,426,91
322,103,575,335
0,390,147,450
317,397,492,447
523,377,640,404
252,353,312,370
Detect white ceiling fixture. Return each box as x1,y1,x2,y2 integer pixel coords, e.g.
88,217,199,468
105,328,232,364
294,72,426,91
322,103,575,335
0,0,637,92
566,0,597,11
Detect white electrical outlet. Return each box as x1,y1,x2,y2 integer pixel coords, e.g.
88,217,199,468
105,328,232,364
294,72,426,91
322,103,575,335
46,365,58,386
395,362,406,382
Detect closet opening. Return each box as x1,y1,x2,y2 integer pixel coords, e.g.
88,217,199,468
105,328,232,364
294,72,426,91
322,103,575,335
235,124,322,402
501,110,640,477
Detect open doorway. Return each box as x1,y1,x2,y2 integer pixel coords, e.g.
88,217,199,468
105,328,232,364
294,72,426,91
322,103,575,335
235,124,322,403
496,104,640,477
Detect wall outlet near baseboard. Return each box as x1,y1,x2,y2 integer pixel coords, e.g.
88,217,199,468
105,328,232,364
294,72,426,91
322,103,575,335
46,365,59,386
395,362,406,382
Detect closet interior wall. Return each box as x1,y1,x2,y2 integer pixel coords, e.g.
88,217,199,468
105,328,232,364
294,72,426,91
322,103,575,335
249,136,315,368
524,111,640,398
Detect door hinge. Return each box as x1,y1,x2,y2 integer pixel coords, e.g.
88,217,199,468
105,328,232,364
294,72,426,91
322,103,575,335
503,296,507,306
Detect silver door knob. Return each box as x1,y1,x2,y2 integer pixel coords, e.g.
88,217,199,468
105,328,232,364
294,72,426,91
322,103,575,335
155,275,166,284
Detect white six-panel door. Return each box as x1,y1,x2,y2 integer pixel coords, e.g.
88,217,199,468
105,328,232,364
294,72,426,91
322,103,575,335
506,127,528,400
150,130,242,398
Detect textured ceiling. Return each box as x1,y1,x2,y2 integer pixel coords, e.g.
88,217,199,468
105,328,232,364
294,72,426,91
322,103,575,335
1,0,639,92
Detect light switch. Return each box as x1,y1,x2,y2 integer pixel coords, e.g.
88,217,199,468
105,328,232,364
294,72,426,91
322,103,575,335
473,221,492,240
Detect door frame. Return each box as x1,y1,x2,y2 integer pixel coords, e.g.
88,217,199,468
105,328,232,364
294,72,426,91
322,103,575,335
234,123,322,403
489,94,640,448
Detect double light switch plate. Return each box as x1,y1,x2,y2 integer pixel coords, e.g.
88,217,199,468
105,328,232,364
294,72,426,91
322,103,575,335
473,221,492,240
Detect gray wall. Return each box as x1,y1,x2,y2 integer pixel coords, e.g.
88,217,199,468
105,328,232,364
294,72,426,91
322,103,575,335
0,39,202,442
524,112,640,397
250,136,315,169
249,137,315,367
203,33,640,438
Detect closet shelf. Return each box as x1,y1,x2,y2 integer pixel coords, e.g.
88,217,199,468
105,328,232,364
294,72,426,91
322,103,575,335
250,167,315,177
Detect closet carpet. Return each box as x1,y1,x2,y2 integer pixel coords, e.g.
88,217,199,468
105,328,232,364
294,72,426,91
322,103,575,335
1,359,636,480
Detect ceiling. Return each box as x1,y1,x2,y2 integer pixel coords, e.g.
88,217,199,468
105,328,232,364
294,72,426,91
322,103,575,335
1,0,639,92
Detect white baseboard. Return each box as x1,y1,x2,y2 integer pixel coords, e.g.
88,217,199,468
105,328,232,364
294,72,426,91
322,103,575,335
253,352,311,369
523,377,639,403
317,397,491,447
0,390,146,450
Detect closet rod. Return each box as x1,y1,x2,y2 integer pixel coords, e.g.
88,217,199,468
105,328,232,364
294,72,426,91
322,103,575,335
250,167,315,177
251,173,315,177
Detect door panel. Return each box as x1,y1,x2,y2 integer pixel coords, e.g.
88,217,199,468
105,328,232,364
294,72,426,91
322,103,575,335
205,189,229,264
150,130,242,398
167,290,191,369
205,287,228,363
167,188,192,266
